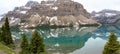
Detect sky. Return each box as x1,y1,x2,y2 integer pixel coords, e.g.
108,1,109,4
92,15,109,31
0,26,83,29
0,0,120,15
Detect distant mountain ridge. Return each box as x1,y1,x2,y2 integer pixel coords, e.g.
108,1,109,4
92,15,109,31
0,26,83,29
0,0,99,28
92,9,120,24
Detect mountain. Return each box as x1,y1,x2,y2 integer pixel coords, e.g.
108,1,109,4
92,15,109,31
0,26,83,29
1,0,99,28
92,9,120,24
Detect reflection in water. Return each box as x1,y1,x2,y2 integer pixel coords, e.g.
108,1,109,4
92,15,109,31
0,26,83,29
44,33,91,53
12,27,97,53
91,25,120,40
36,27,97,53
70,37,106,54
11,25,120,54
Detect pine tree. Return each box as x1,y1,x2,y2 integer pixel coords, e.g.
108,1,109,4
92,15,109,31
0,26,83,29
103,32,120,54
3,17,13,45
20,33,29,54
4,17,14,45
30,29,44,54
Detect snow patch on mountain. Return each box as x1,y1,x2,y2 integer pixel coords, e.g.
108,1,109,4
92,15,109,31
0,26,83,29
105,13,117,17
52,7,58,10
94,14,101,17
50,16,58,22
20,11,27,14
23,7,31,9
78,20,87,25
45,4,54,6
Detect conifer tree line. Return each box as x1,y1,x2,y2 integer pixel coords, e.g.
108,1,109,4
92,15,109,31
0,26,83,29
0,17,45,54
20,29,44,54
0,17,14,48
103,32,120,54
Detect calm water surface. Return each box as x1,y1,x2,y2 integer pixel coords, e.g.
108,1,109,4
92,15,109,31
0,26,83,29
11,25,120,54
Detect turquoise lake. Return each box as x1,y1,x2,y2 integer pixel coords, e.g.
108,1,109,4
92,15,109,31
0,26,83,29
11,25,120,54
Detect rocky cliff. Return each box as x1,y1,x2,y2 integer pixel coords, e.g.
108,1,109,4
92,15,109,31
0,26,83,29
1,0,98,28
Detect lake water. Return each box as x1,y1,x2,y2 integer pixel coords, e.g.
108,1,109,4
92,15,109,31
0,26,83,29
11,25,120,54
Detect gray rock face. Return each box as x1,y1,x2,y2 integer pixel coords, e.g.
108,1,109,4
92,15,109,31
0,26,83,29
28,0,91,17
25,1,39,7
92,9,120,24
1,0,98,28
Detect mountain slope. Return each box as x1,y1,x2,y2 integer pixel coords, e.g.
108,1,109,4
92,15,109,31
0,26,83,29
1,0,99,28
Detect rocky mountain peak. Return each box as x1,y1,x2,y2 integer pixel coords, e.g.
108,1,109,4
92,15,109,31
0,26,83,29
25,1,39,7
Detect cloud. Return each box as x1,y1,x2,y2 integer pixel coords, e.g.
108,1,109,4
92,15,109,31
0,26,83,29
75,0,120,12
